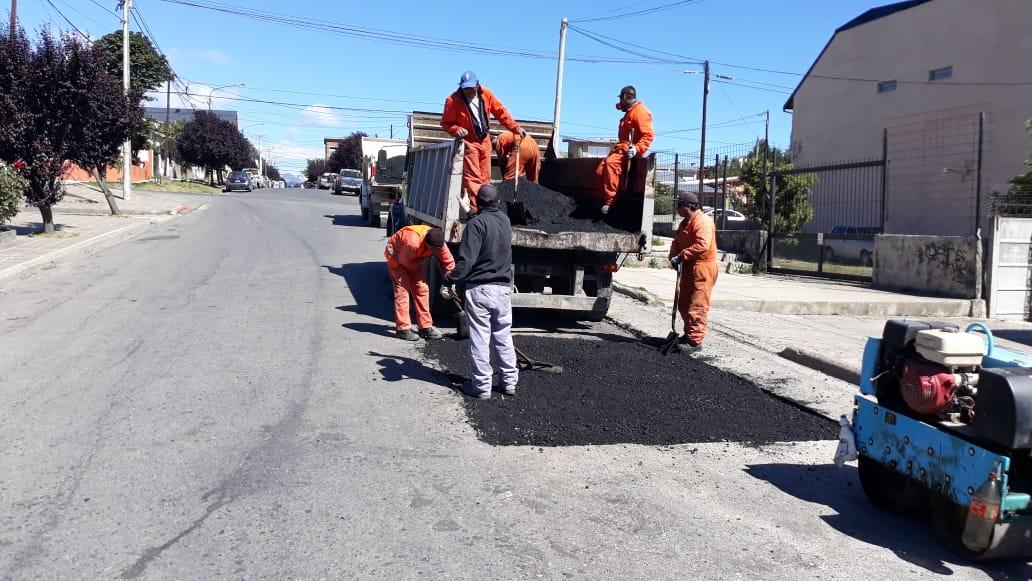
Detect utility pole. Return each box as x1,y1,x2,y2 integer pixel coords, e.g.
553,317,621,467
9,0,16,37
390,124,393,139
550,17,568,160
698,60,710,206
120,0,133,201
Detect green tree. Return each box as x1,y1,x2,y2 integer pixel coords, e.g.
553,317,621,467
264,164,282,182
305,158,328,182
178,111,253,184
993,120,1032,215
95,31,171,93
326,132,367,173
0,162,28,225
740,140,815,234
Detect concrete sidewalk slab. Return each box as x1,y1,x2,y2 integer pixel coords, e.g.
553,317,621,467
615,267,985,317
56,183,205,216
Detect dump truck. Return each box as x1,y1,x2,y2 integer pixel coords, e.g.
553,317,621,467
398,111,655,321
358,137,407,228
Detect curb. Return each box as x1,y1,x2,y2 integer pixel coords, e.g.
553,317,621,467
612,281,663,306
710,298,985,317
0,217,162,284
778,346,861,386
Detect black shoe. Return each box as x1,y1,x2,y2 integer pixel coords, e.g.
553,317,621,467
678,336,702,353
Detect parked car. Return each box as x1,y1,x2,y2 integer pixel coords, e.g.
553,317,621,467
224,170,252,192
334,168,362,195
241,168,263,189
822,225,880,266
318,172,336,189
711,209,747,222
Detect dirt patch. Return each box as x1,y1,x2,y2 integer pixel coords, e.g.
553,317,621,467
496,179,627,235
422,325,836,446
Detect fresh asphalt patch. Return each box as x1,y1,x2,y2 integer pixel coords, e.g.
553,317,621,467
422,323,836,447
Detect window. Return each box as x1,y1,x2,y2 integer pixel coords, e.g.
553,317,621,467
929,66,953,81
877,80,898,93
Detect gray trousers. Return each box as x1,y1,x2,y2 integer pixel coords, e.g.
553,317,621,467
464,284,518,393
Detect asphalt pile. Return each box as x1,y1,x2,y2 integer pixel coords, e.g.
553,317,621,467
422,326,836,447
495,180,627,235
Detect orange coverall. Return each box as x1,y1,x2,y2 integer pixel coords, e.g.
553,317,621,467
668,210,718,345
385,225,456,332
441,86,521,211
495,131,540,183
596,101,655,206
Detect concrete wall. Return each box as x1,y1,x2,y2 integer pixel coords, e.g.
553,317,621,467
789,0,1032,236
873,234,981,299
718,229,768,264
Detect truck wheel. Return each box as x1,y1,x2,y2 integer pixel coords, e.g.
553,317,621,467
860,250,873,267
857,455,928,516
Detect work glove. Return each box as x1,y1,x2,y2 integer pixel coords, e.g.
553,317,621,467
439,285,455,300
517,127,527,138
626,145,637,158
459,190,472,215
670,255,683,269
455,128,468,138
600,204,610,216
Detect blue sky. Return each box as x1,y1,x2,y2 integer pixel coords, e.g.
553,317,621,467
19,0,893,172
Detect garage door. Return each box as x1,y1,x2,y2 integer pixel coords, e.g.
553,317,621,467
991,216,1032,320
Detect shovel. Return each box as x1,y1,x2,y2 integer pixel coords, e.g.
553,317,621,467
447,288,562,374
508,135,530,225
658,264,683,356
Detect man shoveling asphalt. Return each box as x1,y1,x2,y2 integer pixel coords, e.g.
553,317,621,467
442,184,518,399
668,191,718,353
385,225,454,341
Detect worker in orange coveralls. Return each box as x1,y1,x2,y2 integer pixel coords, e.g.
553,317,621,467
494,130,540,183
668,191,718,354
385,225,455,341
595,85,654,215
441,71,525,212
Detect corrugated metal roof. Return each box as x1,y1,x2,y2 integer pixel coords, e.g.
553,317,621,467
783,0,936,111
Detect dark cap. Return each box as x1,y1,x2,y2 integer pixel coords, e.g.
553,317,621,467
425,227,445,247
477,183,499,206
620,85,636,98
676,191,699,206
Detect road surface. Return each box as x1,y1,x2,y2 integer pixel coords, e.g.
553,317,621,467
1,189,1027,579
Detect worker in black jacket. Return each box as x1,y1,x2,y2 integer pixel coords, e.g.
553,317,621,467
443,183,518,399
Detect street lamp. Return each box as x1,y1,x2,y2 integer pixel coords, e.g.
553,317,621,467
208,82,245,110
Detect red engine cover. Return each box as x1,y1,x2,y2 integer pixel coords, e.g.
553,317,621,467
900,360,957,415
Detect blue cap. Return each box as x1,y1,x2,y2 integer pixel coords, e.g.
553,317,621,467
459,71,478,89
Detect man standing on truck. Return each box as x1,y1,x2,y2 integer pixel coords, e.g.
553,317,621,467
494,130,540,184
441,71,525,212
442,184,518,399
668,191,718,353
385,225,455,341
596,85,654,215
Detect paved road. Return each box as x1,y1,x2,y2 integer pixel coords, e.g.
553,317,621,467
1,189,1028,579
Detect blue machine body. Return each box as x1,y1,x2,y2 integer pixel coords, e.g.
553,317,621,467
855,324,1032,517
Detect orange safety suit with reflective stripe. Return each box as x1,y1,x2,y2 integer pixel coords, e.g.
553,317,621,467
495,131,540,183
441,85,521,212
669,210,718,345
385,225,456,331
596,101,655,206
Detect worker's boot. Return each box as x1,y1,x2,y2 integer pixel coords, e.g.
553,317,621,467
460,381,490,400
398,329,419,341
678,335,702,353
419,326,443,340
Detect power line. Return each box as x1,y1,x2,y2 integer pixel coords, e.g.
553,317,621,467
42,0,91,40
156,0,656,65
180,81,441,106
572,0,703,23
87,0,118,16
713,79,792,95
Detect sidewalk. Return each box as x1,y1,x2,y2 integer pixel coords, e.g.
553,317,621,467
0,190,207,282
611,267,1032,390
615,267,984,317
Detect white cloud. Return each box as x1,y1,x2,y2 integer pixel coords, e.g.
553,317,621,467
166,48,234,66
300,104,342,128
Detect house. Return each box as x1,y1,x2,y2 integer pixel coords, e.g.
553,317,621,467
785,0,1032,236
324,137,347,160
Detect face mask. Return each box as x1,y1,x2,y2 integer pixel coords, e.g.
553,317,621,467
615,102,623,111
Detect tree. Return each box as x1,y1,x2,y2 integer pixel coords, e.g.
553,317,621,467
306,158,328,182
326,132,367,173
264,164,282,181
177,111,253,184
0,28,107,233
739,140,815,234
65,40,143,216
993,121,1032,215
95,31,171,93
0,161,28,225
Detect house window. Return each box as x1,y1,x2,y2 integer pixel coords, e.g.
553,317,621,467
877,80,898,93
929,66,953,81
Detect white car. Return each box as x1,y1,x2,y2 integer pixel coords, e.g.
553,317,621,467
704,208,746,221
